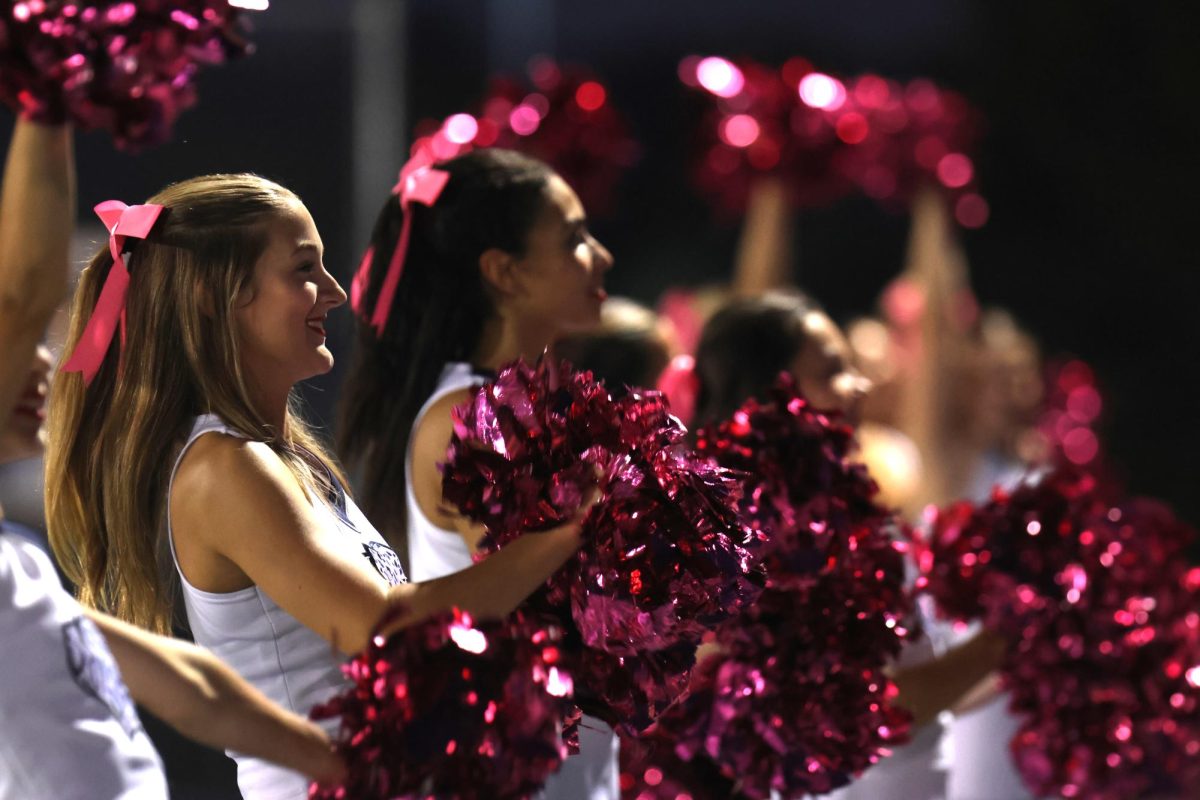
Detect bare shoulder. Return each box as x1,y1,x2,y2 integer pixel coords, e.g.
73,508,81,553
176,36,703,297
171,433,305,531
410,387,477,470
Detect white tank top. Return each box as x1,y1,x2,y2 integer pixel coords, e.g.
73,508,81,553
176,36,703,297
168,414,406,800
0,531,168,800
406,362,620,800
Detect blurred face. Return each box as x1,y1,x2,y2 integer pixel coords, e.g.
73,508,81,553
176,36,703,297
234,201,347,393
791,311,873,425
0,345,51,464
509,175,613,335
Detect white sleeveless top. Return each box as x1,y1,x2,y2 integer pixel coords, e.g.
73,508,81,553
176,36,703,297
406,362,620,800
0,531,168,799
168,414,406,800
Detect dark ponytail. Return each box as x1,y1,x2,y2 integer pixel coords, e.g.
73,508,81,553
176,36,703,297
693,290,819,429
337,149,554,550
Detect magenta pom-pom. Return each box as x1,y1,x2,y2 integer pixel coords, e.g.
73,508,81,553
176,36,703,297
442,356,762,732
681,55,984,224
916,469,1200,799
623,375,914,797
0,1,259,149
409,57,639,216
309,608,578,800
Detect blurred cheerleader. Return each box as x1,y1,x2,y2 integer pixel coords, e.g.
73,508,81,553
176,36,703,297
690,290,1005,800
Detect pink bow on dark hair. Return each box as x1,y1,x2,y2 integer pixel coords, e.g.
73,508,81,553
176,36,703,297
350,152,451,336
61,201,164,385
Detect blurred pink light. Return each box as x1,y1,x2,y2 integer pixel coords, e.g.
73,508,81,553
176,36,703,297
836,112,869,144
575,81,606,111
937,153,974,188
955,193,989,228
1066,385,1103,423
678,55,702,87
509,105,541,136
719,114,760,147
444,113,479,144
798,73,846,110
1062,428,1099,465
696,57,744,98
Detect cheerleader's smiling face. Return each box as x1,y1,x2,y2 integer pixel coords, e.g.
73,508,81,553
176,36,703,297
233,200,348,392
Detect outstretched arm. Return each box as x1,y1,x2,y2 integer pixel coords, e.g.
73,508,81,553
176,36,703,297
172,433,584,656
88,610,345,786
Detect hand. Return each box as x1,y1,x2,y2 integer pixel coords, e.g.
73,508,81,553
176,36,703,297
0,344,51,465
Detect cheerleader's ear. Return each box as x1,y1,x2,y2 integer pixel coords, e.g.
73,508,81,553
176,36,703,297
478,247,520,299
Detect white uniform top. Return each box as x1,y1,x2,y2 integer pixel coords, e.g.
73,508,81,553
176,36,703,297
168,414,406,800
941,453,1033,800
406,362,620,800
0,531,168,800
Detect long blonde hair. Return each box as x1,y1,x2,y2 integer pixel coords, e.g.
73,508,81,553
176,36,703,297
47,173,344,634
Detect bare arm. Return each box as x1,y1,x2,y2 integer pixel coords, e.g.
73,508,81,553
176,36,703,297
894,185,975,510
86,610,345,786
889,628,1006,728
0,119,74,422
172,434,583,656
731,177,793,297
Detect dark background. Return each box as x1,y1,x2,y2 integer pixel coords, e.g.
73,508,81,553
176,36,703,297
4,2,1198,795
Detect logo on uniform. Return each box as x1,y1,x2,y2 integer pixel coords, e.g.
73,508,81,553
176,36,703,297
362,540,407,586
62,616,142,739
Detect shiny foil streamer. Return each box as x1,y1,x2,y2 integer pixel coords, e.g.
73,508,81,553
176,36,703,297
683,55,983,221
627,375,914,798
0,0,257,149
916,469,1200,799
410,58,639,217
309,609,579,800
442,356,763,735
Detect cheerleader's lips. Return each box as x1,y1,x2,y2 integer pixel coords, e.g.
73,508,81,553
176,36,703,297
306,316,327,337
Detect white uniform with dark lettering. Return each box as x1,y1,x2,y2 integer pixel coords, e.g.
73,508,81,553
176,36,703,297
169,415,406,800
406,362,621,800
0,530,168,800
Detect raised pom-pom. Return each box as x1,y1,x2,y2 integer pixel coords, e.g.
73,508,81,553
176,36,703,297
0,1,261,149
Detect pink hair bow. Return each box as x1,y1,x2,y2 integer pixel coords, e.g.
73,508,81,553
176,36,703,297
61,200,164,385
350,153,451,336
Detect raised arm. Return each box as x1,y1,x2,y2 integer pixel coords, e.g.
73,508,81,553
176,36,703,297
731,177,794,297
0,119,74,421
172,433,583,656
87,609,345,786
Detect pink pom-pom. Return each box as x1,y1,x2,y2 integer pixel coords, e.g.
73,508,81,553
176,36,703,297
916,469,1200,799
408,58,639,216
441,356,762,733
0,1,259,149
624,374,914,797
681,55,984,222
309,608,578,800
